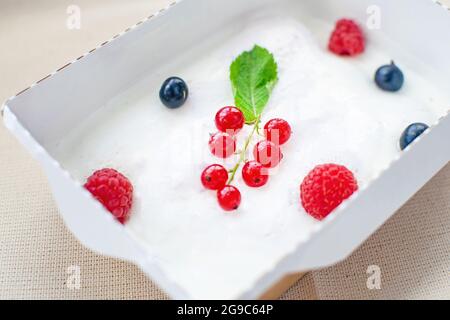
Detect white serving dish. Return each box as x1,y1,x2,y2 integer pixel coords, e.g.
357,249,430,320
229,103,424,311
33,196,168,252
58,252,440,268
2,0,450,299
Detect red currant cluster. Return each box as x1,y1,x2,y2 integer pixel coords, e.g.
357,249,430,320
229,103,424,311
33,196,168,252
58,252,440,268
201,106,291,211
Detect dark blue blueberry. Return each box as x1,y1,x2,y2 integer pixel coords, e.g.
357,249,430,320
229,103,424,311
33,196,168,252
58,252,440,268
399,123,429,150
159,77,188,108
375,62,404,92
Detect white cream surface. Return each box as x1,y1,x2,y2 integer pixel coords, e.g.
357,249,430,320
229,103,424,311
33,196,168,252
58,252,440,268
53,14,450,298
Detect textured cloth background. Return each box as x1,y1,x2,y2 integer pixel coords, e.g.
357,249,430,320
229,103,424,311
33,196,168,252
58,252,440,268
0,0,449,300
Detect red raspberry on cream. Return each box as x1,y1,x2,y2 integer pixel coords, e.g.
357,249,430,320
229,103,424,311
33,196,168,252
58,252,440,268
300,164,358,220
84,168,133,224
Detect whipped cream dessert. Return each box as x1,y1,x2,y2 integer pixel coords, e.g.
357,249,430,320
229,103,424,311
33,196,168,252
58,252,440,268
53,13,450,298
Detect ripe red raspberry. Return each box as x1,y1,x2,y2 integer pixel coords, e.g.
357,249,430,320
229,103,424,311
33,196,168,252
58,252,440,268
328,19,365,56
300,164,358,220
84,168,133,224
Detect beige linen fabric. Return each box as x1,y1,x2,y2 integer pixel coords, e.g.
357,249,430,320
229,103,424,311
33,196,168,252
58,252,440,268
0,0,449,300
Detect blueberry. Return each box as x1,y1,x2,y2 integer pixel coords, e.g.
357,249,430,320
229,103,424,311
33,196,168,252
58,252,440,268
375,62,404,92
159,77,188,108
399,123,429,150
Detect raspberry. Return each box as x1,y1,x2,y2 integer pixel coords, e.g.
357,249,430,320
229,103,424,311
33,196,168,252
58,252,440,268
215,106,245,134
217,185,241,211
300,164,358,220
84,168,133,224
328,19,365,56
201,164,228,190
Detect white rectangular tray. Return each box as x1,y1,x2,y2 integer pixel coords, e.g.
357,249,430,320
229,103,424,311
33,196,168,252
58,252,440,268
3,0,450,299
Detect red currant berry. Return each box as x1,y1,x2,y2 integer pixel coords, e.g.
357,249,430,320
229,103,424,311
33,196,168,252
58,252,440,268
217,185,241,211
264,118,292,145
209,132,236,158
253,140,283,168
201,164,228,190
242,161,269,188
215,106,245,134
84,168,133,224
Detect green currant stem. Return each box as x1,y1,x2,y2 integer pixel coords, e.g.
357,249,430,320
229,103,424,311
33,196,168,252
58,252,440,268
227,115,261,184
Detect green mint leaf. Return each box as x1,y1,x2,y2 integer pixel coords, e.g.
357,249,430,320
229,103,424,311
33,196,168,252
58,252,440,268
230,45,278,124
